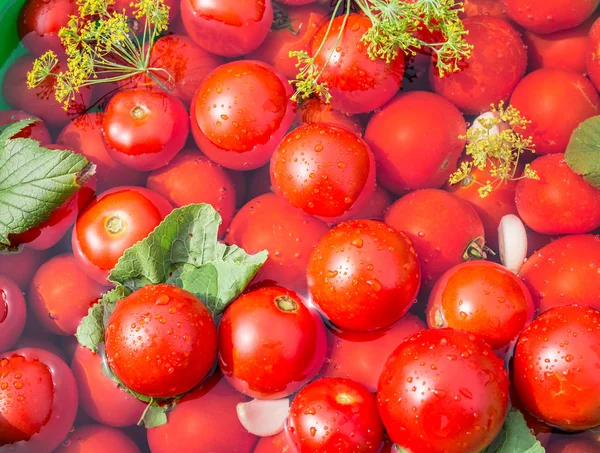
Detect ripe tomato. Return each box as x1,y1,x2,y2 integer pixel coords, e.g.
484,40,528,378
427,261,535,350
460,0,507,19
513,304,600,430
307,220,421,331
0,248,45,290
502,0,599,34
190,60,296,170
17,0,74,57
322,313,426,391
29,254,105,336
377,328,509,453
246,165,273,201
586,17,600,90
279,0,317,4
181,0,273,57
309,14,404,114
520,234,600,312
226,193,328,293
112,0,179,25
105,284,217,398
54,424,141,453
365,91,466,194
288,377,384,453
295,98,364,137
271,123,376,221
252,430,298,453
0,348,78,453
546,435,600,453
147,372,257,453
0,277,26,353
147,149,236,238
430,17,526,115
385,189,486,287
218,286,326,399
509,68,599,155
72,187,172,284
348,185,393,222
0,110,51,144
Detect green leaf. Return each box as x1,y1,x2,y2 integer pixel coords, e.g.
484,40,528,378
483,409,545,453
140,403,169,429
0,119,95,250
565,116,600,189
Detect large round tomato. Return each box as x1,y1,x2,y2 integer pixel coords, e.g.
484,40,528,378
288,377,384,453
0,248,45,290
586,17,600,90
17,0,74,57
218,286,326,399
513,304,600,431
0,277,26,353
377,329,509,453
0,110,51,144
365,91,466,194
295,98,364,137
190,60,296,170
54,424,140,453
502,0,599,34
307,220,421,331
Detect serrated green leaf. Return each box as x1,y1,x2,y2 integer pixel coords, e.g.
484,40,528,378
0,119,95,250
483,409,545,453
565,116,600,189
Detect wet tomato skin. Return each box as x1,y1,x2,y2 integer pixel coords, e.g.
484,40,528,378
218,286,326,399
54,424,141,453
252,430,298,453
0,110,51,144
426,261,535,350
288,377,384,453
586,17,600,91
513,305,600,431
17,0,74,57
503,0,599,34
377,328,509,453
295,98,364,137
0,277,26,353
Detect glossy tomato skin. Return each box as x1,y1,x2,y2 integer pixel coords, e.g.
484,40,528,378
72,186,172,284
288,377,384,453
218,286,326,399
460,0,507,19
181,0,273,57
307,220,421,332
385,189,485,287
427,261,535,350
510,68,599,155
226,193,328,292
147,372,257,453
430,17,527,115
295,98,364,137
271,123,376,221
190,60,296,170
253,430,298,453
586,18,600,90
503,0,599,34
513,305,600,430
516,154,600,234
17,0,74,57
365,91,466,194
377,329,509,453
54,424,141,453
0,248,45,290
546,435,600,453
0,348,78,453
0,277,26,353
520,234,600,312
322,313,426,391
0,110,51,144
29,254,105,336
105,284,217,399
310,14,404,114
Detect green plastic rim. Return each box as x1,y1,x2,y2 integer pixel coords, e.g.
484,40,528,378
0,0,28,110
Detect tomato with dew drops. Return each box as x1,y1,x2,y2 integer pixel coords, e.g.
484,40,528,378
295,98,364,137
502,0,599,34
0,277,26,353
54,424,141,453
17,0,74,57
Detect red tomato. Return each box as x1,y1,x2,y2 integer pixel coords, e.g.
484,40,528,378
57,113,147,191
226,193,328,293
218,286,326,399
546,435,600,453
322,313,425,391
105,284,217,398
17,0,74,57
278,0,316,4
516,154,600,234
520,234,600,312
112,0,179,24
147,149,236,237
54,424,141,453
295,98,364,137
71,345,145,427
29,254,105,336
385,189,486,287
190,60,296,170
509,68,599,155
348,185,393,222
0,110,51,144
430,17,527,115
427,261,535,350
513,304,600,430
0,348,78,453
586,17,600,90
460,0,507,19
72,187,172,284
0,249,45,290
502,0,599,34
0,277,26,353
307,220,421,331
377,329,509,453
288,377,384,453
365,91,466,194
246,165,273,201
309,14,404,114
270,123,376,221
102,90,189,171
181,0,273,57
147,372,257,453
253,431,299,453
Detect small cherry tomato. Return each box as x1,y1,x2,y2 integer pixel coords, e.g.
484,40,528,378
307,220,421,331
513,304,600,431
502,0,599,34
190,60,296,170
295,98,364,137
0,277,26,353
288,377,384,453
54,424,141,453
105,284,217,399
0,110,51,144
0,248,45,290
377,328,509,453
17,0,74,57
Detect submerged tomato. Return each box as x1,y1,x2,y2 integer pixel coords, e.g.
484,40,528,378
0,277,26,353
503,0,599,34
54,424,141,453
295,98,364,137
0,248,45,290
17,0,74,57
0,110,51,144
